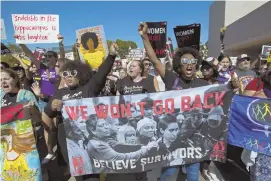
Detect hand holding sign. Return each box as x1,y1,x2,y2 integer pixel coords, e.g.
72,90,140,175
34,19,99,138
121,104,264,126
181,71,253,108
138,22,148,39
52,99,63,111
57,33,64,43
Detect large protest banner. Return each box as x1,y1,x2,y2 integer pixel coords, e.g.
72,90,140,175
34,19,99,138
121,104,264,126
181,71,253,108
62,84,232,176
146,22,167,58
1,43,11,55
174,24,201,50
228,95,271,156
12,14,59,44
0,103,41,181
76,25,108,69
1,19,7,40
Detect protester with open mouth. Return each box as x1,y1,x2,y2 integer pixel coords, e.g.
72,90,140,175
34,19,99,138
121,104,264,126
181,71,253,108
139,21,208,181
217,54,238,85
41,43,118,181
116,59,157,95
0,68,41,127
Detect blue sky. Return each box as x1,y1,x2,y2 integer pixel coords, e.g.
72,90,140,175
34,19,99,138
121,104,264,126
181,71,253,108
1,1,213,51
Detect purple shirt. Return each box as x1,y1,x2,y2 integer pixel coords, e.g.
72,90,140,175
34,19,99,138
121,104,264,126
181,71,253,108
40,68,56,96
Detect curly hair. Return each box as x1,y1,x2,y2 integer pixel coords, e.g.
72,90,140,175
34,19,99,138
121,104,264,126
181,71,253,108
60,61,92,86
81,32,99,50
172,47,202,74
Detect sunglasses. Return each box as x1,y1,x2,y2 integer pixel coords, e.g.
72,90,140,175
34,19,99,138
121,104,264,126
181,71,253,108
61,70,78,78
181,58,198,65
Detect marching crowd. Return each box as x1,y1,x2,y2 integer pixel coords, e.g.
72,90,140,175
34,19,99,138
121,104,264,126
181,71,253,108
1,22,271,181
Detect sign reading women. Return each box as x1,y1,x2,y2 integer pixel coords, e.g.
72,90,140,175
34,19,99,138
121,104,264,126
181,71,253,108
62,84,232,176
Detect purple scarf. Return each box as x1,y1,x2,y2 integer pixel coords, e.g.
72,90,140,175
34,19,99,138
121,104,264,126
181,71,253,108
217,68,231,84
264,88,271,98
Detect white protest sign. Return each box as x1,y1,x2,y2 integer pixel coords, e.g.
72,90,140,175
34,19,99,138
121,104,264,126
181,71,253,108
126,48,144,60
12,14,59,44
1,19,7,40
230,57,237,66
65,52,74,60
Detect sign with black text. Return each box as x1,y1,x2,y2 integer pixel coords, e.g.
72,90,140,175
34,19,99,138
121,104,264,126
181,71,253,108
1,43,11,55
146,22,167,58
126,48,144,60
62,84,232,175
174,24,201,50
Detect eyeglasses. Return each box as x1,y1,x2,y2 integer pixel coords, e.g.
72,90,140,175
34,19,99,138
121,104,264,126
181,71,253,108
181,58,198,65
61,70,78,78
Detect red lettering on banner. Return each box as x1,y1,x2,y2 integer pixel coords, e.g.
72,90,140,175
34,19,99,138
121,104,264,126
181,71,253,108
153,100,163,115
94,105,108,119
1,104,24,124
192,95,202,109
165,98,174,113
204,93,214,109
211,141,226,160
120,104,131,118
137,102,146,116
181,96,191,112
65,106,80,120
110,104,120,119
80,106,88,120
215,91,225,106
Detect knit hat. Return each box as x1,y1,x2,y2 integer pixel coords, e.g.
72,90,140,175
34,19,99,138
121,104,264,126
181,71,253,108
136,117,156,132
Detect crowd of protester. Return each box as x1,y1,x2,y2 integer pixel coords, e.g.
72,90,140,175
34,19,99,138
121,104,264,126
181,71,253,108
0,22,271,181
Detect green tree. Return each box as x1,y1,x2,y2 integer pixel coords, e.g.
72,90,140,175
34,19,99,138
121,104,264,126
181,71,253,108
1,43,23,67
107,39,137,59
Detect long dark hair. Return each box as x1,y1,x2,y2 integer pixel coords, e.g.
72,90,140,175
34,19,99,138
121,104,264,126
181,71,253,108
217,53,233,71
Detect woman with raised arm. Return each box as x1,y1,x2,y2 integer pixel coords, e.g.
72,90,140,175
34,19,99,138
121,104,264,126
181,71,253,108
139,22,208,181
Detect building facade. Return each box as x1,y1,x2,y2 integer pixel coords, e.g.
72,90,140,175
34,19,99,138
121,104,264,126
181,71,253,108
208,1,271,66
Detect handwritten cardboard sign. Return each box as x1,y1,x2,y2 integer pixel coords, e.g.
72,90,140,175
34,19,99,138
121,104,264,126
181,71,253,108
12,14,59,44
1,19,6,40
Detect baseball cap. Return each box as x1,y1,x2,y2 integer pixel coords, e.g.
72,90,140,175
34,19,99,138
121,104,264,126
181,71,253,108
237,54,250,61
201,57,219,68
